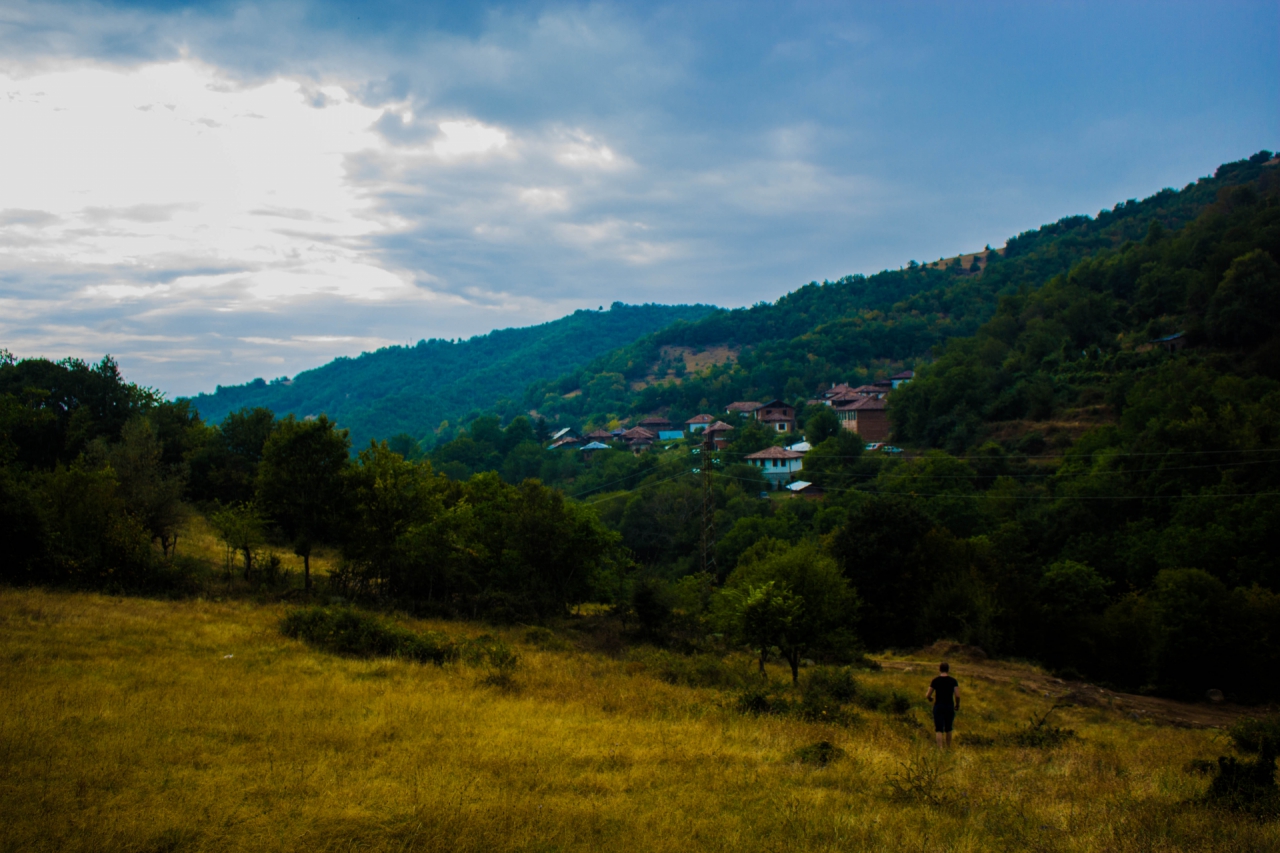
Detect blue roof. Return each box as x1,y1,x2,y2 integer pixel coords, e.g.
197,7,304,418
579,441,610,451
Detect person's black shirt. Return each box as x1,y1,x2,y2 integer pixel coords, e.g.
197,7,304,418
931,675,958,710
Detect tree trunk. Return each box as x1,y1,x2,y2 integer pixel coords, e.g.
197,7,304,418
303,552,311,591
758,646,767,676
243,546,252,580
787,649,800,684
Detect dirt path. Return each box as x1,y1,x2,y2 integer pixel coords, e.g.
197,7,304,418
876,654,1269,729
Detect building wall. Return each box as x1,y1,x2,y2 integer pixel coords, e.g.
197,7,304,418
843,410,890,442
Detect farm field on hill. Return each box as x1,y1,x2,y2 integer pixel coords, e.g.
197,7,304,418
1,588,1272,853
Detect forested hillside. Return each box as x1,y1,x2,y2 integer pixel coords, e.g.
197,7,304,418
187,302,716,449
4,151,1280,707
525,154,1277,431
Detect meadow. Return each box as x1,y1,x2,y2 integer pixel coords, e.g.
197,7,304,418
1,586,1273,853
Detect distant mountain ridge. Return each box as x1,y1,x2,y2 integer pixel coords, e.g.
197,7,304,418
186,302,717,448
522,153,1279,431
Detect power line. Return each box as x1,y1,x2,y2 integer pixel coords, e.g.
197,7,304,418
708,470,1280,502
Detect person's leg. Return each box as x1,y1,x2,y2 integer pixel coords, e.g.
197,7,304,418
935,731,945,748
944,731,952,748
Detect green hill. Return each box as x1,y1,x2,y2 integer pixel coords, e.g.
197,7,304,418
186,302,717,448
525,154,1278,430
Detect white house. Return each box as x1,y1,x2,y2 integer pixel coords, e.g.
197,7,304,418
744,446,805,488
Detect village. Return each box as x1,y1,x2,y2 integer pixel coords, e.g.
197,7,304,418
542,370,914,494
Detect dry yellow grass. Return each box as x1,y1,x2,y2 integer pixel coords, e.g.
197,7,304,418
0,587,1268,853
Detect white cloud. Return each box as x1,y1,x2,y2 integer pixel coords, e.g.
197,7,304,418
431,119,510,159
0,59,407,303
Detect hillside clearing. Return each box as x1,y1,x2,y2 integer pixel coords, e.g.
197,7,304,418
1,588,1272,853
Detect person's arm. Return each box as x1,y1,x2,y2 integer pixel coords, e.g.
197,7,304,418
925,684,935,703
953,683,960,711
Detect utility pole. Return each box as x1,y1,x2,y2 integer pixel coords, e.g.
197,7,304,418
700,427,716,578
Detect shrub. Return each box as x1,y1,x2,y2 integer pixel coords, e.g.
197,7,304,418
735,684,792,716
793,741,845,767
855,686,915,715
1004,704,1076,748
464,634,521,688
523,626,571,651
885,752,953,805
804,666,859,702
280,607,458,665
1230,715,1280,756
627,648,753,690
1203,750,1279,816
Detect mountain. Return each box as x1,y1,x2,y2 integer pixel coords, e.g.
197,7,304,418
186,302,717,448
523,153,1279,432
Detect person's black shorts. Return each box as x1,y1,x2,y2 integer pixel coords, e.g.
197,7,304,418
933,705,955,733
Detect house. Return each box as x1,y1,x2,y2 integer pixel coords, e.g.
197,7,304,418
686,414,716,433
658,430,684,441
751,399,797,434
583,429,615,442
621,426,657,444
549,436,582,449
579,441,610,457
832,396,890,442
726,401,762,415
815,382,886,406
744,446,805,488
890,370,915,389
786,441,811,453
549,426,579,443
704,420,735,449
637,416,673,432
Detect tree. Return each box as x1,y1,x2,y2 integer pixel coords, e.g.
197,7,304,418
803,405,840,445
209,502,266,580
256,415,350,590
1207,250,1280,349
720,539,859,682
97,417,189,557
724,580,801,676
830,495,936,650
341,442,449,599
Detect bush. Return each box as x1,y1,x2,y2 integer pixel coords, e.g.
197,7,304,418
464,634,520,688
523,626,571,651
627,648,752,690
1004,705,1076,748
1204,750,1279,816
855,686,915,715
735,684,793,716
804,666,859,702
280,607,458,665
1230,715,1280,755
793,740,845,767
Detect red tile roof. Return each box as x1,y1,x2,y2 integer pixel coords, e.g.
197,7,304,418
705,420,735,433
745,447,806,460
726,401,762,413
686,414,715,424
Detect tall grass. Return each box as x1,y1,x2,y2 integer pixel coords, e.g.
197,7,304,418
1,587,1274,852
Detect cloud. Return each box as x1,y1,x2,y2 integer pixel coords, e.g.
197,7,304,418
0,0,1273,399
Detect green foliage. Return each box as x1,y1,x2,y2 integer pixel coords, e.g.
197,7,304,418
719,539,858,682
1230,716,1280,756
256,414,351,588
792,741,845,767
188,303,716,449
626,648,753,690
280,606,459,665
1004,705,1077,749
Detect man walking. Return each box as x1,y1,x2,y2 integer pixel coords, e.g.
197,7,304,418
925,661,960,748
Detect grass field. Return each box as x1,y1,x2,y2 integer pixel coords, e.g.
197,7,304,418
1,587,1271,853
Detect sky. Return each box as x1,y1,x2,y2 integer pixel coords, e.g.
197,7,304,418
0,1,1276,397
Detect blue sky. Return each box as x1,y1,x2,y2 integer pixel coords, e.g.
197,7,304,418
0,0,1276,396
